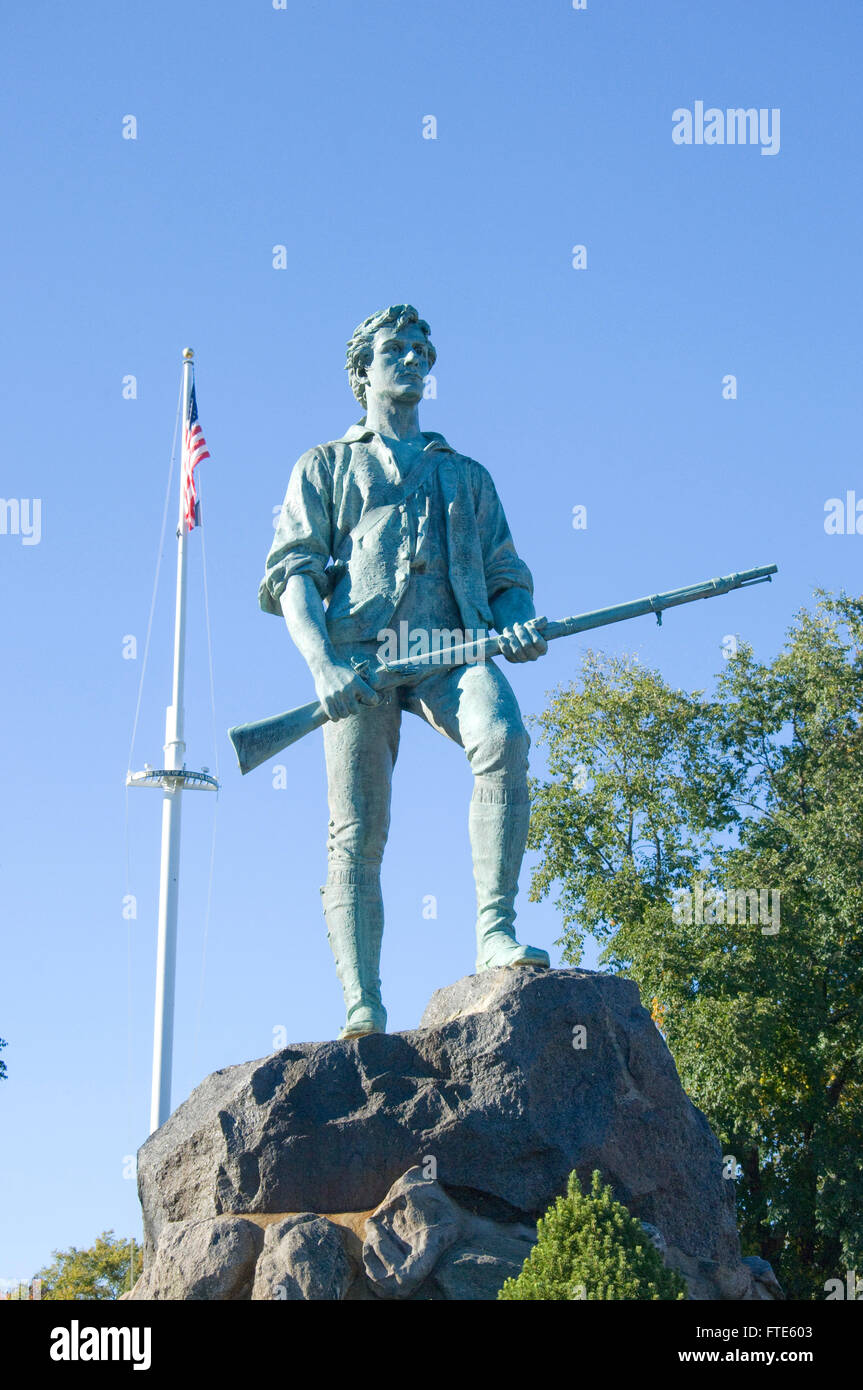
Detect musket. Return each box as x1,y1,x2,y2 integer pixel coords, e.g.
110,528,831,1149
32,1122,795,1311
228,563,778,775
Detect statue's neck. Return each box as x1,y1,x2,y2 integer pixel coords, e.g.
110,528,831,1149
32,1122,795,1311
364,397,422,442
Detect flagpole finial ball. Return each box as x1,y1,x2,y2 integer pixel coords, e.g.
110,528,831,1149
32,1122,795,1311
183,348,194,360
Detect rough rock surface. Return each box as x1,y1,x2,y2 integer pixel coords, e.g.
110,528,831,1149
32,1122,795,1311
130,1216,263,1301
251,1214,353,1301
133,968,783,1300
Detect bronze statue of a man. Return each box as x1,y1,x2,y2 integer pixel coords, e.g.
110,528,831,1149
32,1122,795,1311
260,305,550,1038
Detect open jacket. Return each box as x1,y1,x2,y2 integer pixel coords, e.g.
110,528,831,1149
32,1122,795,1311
259,420,533,644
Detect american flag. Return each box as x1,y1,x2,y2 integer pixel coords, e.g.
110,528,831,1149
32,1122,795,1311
181,381,210,531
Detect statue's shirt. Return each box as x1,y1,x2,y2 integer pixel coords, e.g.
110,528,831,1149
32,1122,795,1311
385,437,464,638
260,420,533,645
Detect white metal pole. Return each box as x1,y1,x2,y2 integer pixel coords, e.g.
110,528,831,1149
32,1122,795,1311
149,348,195,1134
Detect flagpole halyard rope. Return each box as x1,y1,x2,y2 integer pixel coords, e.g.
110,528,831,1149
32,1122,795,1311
199,513,220,781
126,382,184,774
193,799,219,1068
193,495,220,1066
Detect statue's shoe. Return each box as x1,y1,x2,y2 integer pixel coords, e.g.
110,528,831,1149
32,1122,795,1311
339,1004,387,1040
476,933,551,973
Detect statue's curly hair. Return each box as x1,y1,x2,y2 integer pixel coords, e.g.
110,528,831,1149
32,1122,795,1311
345,304,436,407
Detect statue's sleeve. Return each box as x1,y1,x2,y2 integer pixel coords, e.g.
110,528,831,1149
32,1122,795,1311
258,447,334,615
472,462,534,602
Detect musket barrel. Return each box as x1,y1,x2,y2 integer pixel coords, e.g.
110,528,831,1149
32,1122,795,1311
544,565,777,641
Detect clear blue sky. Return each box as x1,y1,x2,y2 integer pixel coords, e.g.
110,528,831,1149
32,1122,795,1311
1,0,861,1284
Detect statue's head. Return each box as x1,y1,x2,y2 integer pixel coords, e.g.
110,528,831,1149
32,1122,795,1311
345,304,436,409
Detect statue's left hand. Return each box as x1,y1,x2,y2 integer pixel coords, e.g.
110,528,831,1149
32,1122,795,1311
498,616,549,663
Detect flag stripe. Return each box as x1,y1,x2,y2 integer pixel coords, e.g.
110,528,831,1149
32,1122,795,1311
181,381,209,531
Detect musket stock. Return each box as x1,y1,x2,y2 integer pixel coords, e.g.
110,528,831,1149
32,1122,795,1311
230,701,329,775
229,563,777,774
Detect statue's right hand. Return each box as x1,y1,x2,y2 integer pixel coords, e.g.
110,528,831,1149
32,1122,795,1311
313,659,381,721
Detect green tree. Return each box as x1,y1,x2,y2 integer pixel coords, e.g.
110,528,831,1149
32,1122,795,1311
527,595,863,1300
34,1231,142,1300
498,1169,686,1300
527,649,734,957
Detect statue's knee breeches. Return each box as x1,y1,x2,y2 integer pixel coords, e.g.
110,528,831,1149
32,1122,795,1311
402,657,530,787
469,718,530,784
452,663,531,786
321,694,401,873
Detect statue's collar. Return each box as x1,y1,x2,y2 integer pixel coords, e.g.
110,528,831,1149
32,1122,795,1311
339,419,455,452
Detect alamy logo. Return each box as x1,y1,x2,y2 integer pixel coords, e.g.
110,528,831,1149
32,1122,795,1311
824,1271,863,1300
376,622,487,665
50,1320,151,1370
0,498,42,545
824,492,863,535
672,102,780,156
672,881,781,936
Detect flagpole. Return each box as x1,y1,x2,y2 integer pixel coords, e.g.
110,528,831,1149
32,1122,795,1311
127,347,218,1136
147,349,194,1133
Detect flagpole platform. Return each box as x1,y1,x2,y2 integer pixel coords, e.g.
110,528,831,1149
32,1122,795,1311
127,767,219,792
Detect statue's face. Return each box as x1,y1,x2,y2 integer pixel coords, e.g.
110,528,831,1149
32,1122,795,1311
363,321,432,405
